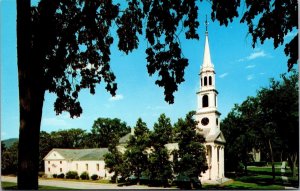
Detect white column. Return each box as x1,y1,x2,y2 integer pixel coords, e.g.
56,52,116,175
220,146,225,178
211,145,218,180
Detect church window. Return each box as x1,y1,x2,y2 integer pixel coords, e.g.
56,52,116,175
97,164,100,171
202,95,208,107
60,161,62,164
60,168,62,172
48,161,50,164
48,168,50,172
201,78,203,86
216,118,219,126
204,77,207,86
86,164,88,171
209,76,212,85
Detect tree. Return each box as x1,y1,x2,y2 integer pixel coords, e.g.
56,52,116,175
257,70,299,177
16,0,298,188
173,111,207,189
124,118,150,185
147,114,174,186
50,128,87,148
222,70,299,179
1,141,19,175
90,118,130,148
104,134,130,183
39,131,53,171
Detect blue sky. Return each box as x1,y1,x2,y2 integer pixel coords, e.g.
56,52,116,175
1,0,298,139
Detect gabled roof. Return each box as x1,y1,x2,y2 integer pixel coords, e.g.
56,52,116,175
44,148,109,161
119,133,132,144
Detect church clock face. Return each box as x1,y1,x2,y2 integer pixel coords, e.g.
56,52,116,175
201,117,209,126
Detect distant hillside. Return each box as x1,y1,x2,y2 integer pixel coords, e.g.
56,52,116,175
2,138,18,148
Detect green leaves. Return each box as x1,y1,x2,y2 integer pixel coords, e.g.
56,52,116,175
173,111,207,179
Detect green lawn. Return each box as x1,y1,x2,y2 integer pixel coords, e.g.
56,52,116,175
1,181,74,190
203,165,299,190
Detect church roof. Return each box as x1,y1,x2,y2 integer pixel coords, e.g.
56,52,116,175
119,133,132,144
198,128,226,144
44,148,109,161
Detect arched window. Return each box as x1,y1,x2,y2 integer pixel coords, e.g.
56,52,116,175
204,77,207,86
201,78,203,86
202,95,208,107
209,76,212,85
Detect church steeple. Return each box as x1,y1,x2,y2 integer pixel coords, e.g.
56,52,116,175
201,16,214,72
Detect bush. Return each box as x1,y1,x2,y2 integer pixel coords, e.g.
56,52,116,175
91,174,98,180
80,171,89,180
53,174,57,178
57,173,65,178
66,171,78,179
38,171,45,178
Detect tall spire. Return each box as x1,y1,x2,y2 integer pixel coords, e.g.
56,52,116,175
201,15,214,70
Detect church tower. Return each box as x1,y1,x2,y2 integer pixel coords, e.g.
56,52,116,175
195,17,226,182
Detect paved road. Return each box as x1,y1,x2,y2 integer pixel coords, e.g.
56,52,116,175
1,176,176,189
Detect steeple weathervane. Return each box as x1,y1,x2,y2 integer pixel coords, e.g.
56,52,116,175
205,15,209,35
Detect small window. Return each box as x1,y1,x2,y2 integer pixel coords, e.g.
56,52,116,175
204,77,207,86
60,161,62,164
202,95,208,107
216,118,219,126
60,168,62,172
209,76,212,85
48,168,50,172
86,164,88,171
97,164,100,171
201,78,203,86
48,161,50,164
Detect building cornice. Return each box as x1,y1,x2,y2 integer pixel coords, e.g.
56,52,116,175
197,89,219,94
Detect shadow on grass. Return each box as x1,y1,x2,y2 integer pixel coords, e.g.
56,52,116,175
1,181,74,190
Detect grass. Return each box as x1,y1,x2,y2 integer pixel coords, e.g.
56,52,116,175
42,177,111,184
1,181,74,190
203,165,299,190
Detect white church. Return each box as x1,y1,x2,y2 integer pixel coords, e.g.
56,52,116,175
44,21,226,183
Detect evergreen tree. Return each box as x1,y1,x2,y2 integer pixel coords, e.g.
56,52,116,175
104,134,130,183
124,118,150,185
147,114,174,186
173,111,207,189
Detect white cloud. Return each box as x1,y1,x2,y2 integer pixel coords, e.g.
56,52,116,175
109,94,124,101
247,50,266,60
246,65,256,69
219,73,229,78
247,75,254,81
238,50,267,62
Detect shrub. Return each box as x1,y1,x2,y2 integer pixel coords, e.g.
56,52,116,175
91,174,98,180
53,174,57,178
38,171,45,177
66,171,78,179
80,171,89,180
57,173,65,178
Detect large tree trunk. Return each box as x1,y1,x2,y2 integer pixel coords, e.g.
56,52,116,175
288,153,298,178
17,0,45,189
268,139,275,181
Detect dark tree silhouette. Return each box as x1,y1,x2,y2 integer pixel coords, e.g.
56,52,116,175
16,0,298,189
